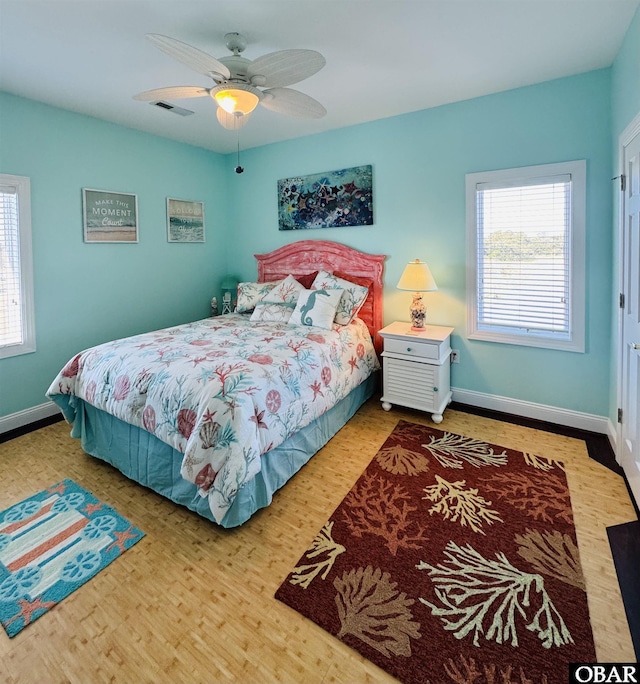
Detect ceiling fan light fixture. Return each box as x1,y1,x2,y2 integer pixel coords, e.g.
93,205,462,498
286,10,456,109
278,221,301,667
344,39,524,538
216,107,251,131
211,84,260,115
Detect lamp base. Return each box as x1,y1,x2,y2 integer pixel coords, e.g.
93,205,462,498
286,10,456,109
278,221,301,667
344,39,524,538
409,292,426,330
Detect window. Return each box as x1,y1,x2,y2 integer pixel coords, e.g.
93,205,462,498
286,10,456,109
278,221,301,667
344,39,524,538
466,160,586,352
0,174,35,359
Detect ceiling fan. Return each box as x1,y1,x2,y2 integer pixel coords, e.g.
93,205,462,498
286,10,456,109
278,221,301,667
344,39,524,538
134,32,327,131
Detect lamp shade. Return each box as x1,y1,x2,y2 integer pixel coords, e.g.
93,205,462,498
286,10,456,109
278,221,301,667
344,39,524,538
212,84,260,116
397,260,438,292
220,275,239,291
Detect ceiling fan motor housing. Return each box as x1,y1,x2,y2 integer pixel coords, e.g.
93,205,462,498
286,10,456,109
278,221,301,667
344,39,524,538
218,53,267,87
218,54,252,81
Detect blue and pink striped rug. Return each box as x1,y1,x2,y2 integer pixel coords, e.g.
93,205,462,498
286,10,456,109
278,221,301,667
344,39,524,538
0,479,144,637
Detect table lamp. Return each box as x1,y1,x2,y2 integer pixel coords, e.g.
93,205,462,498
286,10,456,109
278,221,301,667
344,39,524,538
396,259,438,331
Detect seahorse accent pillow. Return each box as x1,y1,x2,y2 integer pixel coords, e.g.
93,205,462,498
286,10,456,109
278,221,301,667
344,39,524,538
250,275,305,323
311,270,370,325
289,288,344,329
236,281,278,313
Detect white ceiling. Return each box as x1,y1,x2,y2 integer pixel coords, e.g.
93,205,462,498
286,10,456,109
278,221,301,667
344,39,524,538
1,0,638,155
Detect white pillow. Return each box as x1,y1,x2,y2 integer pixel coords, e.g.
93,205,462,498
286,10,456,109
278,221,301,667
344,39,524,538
250,275,304,323
311,270,369,325
236,281,278,313
289,288,344,329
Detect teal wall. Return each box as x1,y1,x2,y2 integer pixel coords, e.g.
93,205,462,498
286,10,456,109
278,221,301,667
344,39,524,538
0,65,620,422
0,92,229,418
224,69,613,416
610,5,640,423
612,5,640,136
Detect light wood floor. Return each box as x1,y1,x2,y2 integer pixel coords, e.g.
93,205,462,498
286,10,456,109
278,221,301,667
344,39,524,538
0,398,637,684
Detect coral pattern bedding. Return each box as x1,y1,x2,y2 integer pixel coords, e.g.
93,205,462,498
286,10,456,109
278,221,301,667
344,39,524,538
47,313,379,524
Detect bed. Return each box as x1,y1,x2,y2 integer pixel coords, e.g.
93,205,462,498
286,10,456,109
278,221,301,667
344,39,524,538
47,240,385,528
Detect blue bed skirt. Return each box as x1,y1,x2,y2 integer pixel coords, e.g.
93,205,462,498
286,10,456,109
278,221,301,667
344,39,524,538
52,373,376,528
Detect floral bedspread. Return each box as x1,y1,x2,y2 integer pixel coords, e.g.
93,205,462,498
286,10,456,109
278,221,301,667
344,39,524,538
47,314,379,523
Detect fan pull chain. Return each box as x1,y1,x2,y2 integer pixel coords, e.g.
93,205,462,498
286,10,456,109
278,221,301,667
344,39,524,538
235,130,244,174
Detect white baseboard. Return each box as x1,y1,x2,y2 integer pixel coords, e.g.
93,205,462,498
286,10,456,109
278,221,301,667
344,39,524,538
451,387,610,434
0,401,62,435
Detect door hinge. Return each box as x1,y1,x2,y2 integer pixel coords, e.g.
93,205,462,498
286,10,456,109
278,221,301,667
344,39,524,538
612,174,626,191
620,292,625,309
618,408,623,423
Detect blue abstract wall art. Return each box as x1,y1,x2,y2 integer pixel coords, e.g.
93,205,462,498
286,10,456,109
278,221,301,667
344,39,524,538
278,165,373,230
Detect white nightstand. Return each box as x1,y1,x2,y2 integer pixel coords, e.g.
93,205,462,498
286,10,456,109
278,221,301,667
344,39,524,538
379,321,454,424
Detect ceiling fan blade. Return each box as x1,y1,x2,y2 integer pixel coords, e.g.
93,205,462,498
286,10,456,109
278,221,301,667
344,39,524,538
216,107,252,131
133,86,210,101
247,49,325,88
146,34,231,81
260,88,326,118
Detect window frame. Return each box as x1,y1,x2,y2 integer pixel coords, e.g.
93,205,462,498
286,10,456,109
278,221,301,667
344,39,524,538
465,160,586,353
0,174,36,359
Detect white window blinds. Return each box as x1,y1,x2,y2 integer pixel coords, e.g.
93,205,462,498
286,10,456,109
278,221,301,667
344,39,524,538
465,161,585,353
0,175,35,358
476,176,571,338
0,185,22,346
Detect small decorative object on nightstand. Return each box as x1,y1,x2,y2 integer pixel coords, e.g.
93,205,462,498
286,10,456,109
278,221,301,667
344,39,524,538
396,259,438,331
220,275,238,315
379,321,454,423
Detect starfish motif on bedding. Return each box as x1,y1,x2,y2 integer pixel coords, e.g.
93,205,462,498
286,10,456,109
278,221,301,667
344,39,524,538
202,409,217,423
310,381,324,400
182,451,200,475
250,408,267,429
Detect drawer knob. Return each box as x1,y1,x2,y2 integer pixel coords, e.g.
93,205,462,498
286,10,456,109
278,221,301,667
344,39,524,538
433,386,439,392
406,347,412,352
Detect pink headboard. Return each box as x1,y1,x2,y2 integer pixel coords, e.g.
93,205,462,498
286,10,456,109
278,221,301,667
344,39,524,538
255,240,386,354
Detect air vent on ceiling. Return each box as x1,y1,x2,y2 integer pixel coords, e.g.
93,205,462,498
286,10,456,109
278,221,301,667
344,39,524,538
151,101,194,117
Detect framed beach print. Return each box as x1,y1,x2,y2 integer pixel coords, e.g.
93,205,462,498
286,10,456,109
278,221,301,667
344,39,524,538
83,188,138,243
167,198,205,243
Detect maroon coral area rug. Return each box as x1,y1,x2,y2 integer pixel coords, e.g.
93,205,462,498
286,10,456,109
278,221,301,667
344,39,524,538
276,420,596,684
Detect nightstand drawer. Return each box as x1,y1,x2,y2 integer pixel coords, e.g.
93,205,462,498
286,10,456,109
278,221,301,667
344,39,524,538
384,336,438,360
